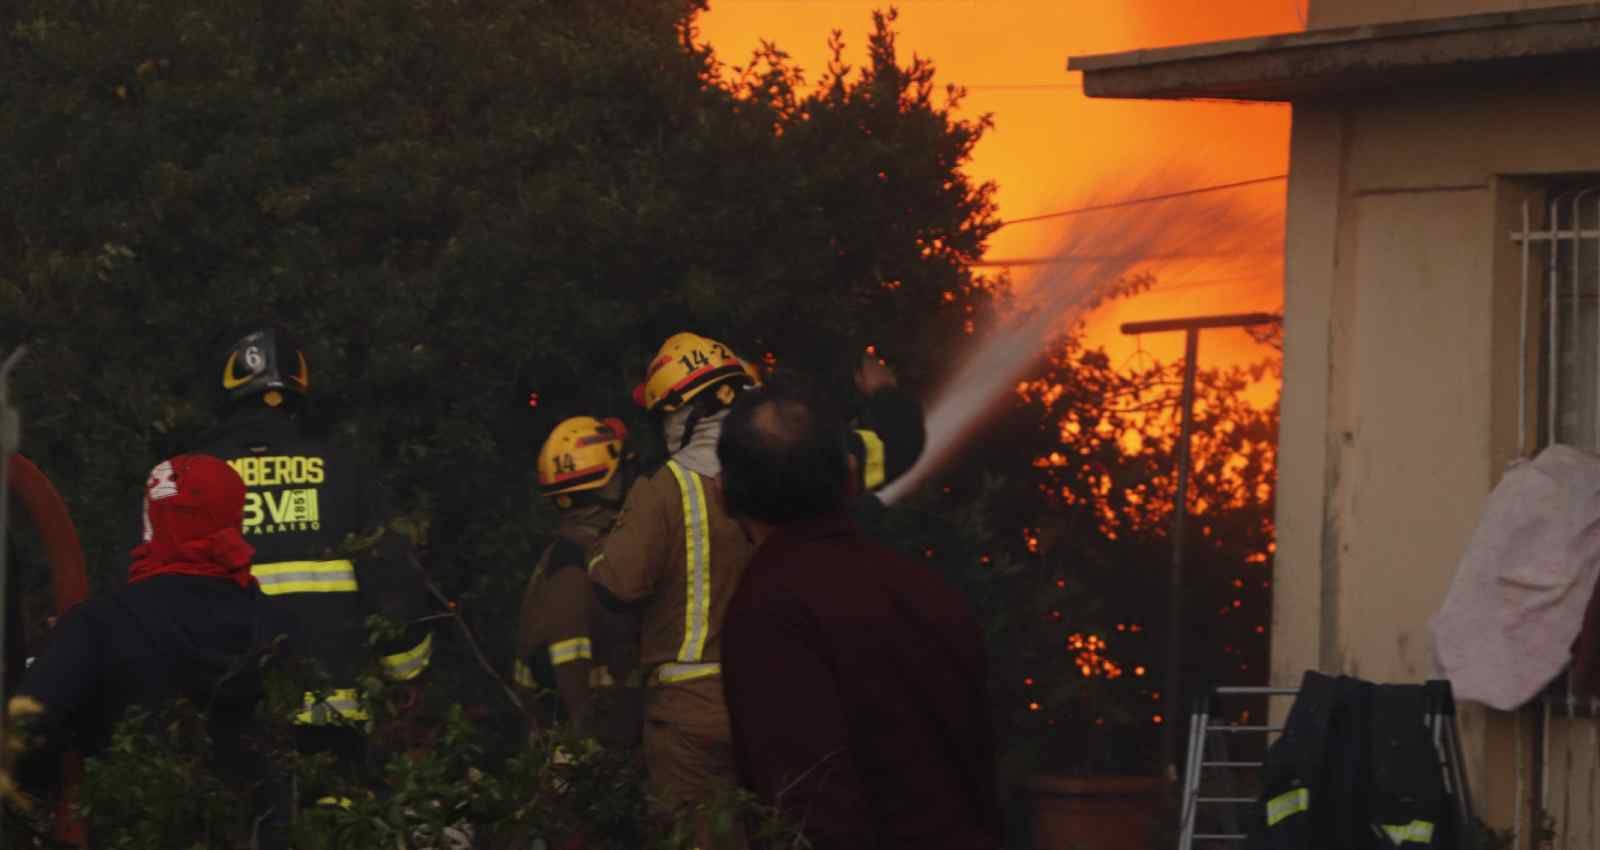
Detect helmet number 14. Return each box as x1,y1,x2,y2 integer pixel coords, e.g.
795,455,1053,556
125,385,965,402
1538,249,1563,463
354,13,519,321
679,350,712,372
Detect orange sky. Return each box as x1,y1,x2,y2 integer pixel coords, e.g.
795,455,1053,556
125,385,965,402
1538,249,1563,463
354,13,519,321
696,0,1301,406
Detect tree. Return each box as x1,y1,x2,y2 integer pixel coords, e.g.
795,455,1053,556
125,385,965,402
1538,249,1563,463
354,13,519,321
0,0,1007,841
0,0,998,657
903,329,1279,777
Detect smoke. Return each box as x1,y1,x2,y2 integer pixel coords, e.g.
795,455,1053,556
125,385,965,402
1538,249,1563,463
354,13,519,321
880,171,1283,504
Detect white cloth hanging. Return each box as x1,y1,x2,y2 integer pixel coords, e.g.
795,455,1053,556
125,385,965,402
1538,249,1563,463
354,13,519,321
1431,444,1600,710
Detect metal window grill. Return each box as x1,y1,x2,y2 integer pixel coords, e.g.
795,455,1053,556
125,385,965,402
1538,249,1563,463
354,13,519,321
1514,189,1600,454
1511,189,1600,850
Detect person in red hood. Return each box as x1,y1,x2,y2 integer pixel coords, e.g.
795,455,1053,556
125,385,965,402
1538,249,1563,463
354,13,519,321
4,454,280,813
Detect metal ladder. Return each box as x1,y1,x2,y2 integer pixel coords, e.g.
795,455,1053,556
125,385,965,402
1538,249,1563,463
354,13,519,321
1177,682,1476,850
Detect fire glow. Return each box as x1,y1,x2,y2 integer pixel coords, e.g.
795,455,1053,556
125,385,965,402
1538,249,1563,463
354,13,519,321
881,172,1282,503
697,0,1295,391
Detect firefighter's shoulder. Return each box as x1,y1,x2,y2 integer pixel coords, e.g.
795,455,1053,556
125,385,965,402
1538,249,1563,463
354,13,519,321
621,462,684,514
595,466,683,576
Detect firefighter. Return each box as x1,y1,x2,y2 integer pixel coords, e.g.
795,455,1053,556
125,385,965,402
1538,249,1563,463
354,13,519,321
844,348,926,511
586,332,755,842
514,415,639,745
746,349,926,503
2,455,273,815
197,324,433,803
588,332,923,842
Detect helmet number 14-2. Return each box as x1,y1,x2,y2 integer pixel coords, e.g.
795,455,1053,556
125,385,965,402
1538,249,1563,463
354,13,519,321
679,350,712,372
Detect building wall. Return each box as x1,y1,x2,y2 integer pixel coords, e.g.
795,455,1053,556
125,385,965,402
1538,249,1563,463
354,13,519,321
1309,0,1580,29
1277,81,1600,845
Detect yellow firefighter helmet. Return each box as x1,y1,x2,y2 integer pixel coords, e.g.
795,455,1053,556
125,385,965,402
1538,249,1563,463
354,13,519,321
632,332,751,412
537,416,629,503
739,356,764,388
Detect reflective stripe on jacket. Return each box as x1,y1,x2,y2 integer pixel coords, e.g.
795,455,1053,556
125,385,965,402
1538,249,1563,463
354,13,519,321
590,458,753,673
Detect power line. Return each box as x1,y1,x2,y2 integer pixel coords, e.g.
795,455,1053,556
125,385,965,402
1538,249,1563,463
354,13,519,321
972,269,1279,296
964,83,1082,91
1149,274,1277,293
973,251,1280,268
1000,175,1288,228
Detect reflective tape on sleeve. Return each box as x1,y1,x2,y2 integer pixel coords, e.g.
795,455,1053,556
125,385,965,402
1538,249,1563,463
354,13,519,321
666,461,711,663
252,559,358,595
513,658,537,688
548,637,593,666
855,429,887,490
1381,821,1436,845
379,633,433,682
652,661,721,685
294,688,370,726
1265,787,1309,826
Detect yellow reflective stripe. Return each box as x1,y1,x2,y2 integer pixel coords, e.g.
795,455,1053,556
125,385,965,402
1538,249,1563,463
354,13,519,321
587,553,605,573
315,797,354,810
654,661,721,684
1265,787,1309,826
1381,821,1435,845
252,559,358,595
513,658,537,688
379,633,433,682
856,429,887,490
666,461,711,663
294,688,370,725
548,637,593,666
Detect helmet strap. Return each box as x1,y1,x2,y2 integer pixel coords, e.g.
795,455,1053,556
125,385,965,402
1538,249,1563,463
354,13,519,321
676,384,740,452
678,404,703,452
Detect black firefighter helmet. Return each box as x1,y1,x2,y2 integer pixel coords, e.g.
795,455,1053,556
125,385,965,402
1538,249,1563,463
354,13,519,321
215,325,310,409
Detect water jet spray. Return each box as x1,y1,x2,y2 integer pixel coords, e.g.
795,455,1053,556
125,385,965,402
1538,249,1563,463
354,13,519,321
880,172,1283,505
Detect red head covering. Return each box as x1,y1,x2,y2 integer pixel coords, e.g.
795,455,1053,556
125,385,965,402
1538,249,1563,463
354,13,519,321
129,454,256,589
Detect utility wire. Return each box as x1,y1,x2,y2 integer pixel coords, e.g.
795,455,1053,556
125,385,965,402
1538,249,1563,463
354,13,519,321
975,251,1280,268
965,83,1083,91
1000,175,1287,228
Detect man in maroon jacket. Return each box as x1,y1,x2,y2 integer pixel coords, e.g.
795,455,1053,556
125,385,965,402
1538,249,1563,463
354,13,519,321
717,375,1003,850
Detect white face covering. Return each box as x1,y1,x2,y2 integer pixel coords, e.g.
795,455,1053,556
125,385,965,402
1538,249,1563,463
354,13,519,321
665,406,730,479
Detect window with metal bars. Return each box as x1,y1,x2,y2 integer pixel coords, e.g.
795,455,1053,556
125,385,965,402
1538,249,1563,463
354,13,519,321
1520,185,1600,454
1508,185,1600,710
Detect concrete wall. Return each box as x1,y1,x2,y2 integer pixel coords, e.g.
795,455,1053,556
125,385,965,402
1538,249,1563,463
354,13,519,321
1276,80,1600,845
1309,0,1581,29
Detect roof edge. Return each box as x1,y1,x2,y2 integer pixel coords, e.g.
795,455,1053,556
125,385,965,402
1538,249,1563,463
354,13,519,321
1067,3,1600,74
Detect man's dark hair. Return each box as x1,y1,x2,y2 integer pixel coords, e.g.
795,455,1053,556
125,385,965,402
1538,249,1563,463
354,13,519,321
719,373,851,524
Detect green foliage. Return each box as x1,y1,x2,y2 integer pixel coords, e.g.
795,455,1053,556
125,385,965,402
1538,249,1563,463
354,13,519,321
56,700,806,850
9,621,799,850
75,703,254,850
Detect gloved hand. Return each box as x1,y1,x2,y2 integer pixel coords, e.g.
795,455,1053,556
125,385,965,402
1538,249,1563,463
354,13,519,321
0,695,45,813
